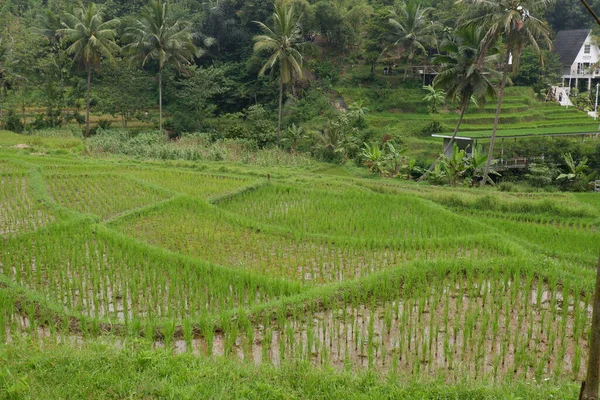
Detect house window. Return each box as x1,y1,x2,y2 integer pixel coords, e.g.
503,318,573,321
585,44,591,54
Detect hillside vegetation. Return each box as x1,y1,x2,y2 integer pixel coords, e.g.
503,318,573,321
1,131,598,397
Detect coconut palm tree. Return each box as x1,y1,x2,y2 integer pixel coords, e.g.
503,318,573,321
387,0,440,79
253,1,305,145
459,0,552,186
124,0,207,133
58,3,120,136
419,25,500,182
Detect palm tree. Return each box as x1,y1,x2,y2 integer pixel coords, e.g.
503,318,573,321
418,25,500,182
387,0,439,79
58,3,120,136
253,1,305,145
124,0,206,133
459,0,552,186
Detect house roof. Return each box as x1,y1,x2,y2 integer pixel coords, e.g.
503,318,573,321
553,29,591,66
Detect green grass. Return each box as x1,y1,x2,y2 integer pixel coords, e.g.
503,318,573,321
46,173,173,220
0,341,579,399
110,197,506,284
0,173,57,236
333,74,597,161
0,145,599,396
124,167,256,200
0,130,84,151
217,184,485,241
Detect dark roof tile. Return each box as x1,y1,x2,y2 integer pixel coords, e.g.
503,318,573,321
553,29,591,66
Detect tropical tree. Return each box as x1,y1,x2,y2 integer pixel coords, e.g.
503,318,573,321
253,1,306,145
124,0,207,133
459,0,552,186
282,123,309,153
361,141,386,176
313,0,372,49
464,144,497,185
385,141,408,177
314,112,360,163
419,25,500,182
0,39,12,119
387,0,440,79
557,152,590,190
422,84,445,113
347,100,369,128
58,3,120,136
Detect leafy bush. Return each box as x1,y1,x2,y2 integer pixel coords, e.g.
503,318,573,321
420,119,445,135
286,89,334,125
2,109,25,133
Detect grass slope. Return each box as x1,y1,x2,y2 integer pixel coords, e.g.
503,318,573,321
0,131,598,397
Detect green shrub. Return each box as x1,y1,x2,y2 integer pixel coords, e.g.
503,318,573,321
2,109,24,133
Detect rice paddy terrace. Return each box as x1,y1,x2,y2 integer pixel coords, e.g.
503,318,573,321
338,84,599,161
1,131,600,395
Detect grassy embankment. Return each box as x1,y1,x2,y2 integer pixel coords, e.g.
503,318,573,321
0,130,598,398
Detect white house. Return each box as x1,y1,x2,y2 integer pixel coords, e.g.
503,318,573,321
554,29,600,92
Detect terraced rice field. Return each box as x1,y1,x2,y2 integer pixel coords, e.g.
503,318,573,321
1,139,599,388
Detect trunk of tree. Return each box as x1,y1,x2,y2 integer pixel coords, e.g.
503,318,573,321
417,103,467,182
158,69,163,134
581,254,600,400
277,78,284,146
86,63,92,137
21,95,26,127
480,49,510,186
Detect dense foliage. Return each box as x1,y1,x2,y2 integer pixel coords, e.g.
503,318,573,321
0,131,598,397
0,0,598,190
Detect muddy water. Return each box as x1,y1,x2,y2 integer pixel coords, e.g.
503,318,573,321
3,281,591,382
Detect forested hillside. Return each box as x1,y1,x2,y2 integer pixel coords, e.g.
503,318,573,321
3,2,600,398
0,0,599,189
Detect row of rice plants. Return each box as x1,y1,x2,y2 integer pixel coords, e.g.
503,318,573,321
217,185,485,241
0,173,55,236
355,181,598,224
481,218,600,265
0,277,74,343
5,154,83,166
41,163,123,174
124,167,255,200
0,159,29,174
46,173,172,220
148,259,593,382
110,198,511,283
0,221,303,326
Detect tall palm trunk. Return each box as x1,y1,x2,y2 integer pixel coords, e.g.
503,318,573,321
480,49,510,186
418,103,467,182
581,254,600,400
277,78,283,145
86,63,91,136
158,69,163,134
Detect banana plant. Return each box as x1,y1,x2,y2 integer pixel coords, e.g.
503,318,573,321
422,84,445,114
427,162,448,185
557,153,588,182
440,143,468,186
361,142,386,176
465,145,499,186
399,157,422,180
385,142,408,177
281,123,309,153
